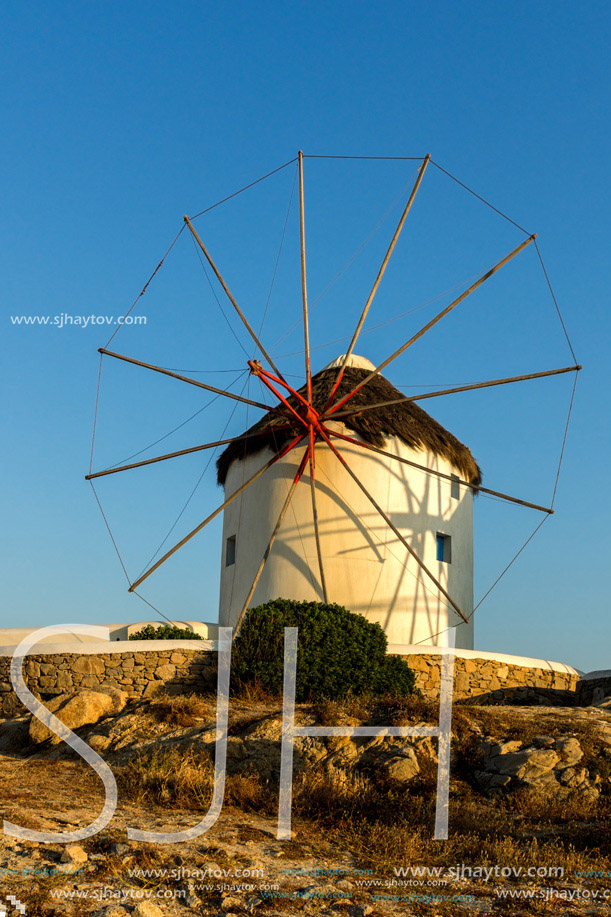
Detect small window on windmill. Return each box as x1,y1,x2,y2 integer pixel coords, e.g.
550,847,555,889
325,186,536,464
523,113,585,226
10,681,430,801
451,474,460,500
225,535,236,566
436,532,452,564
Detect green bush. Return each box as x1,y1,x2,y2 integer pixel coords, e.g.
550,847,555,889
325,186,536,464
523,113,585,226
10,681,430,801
371,653,418,696
128,624,203,641
232,598,416,702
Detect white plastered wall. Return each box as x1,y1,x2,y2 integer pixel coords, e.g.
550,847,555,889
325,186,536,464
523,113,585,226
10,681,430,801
218,423,474,649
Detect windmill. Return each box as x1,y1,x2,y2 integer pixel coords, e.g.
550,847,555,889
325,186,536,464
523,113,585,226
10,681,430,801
86,153,580,647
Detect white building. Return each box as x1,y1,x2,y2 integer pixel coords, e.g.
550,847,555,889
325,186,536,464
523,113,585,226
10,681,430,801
217,356,481,649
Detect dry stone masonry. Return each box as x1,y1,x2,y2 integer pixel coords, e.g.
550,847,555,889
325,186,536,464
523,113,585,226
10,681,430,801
578,672,611,706
405,653,578,704
0,647,216,717
0,645,592,718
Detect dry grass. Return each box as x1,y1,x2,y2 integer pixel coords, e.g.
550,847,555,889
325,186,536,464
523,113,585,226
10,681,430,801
310,695,374,725
6,868,80,917
297,776,611,888
308,692,441,728
147,688,283,731
113,700,611,910
287,736,611,886
148,692,215,727
117,745,273,814
231,675,282,704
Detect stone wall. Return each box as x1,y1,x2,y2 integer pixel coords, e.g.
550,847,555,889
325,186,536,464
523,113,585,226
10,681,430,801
0,644,584,718
0,647,217,718
577,673,611,707
403,654,579,705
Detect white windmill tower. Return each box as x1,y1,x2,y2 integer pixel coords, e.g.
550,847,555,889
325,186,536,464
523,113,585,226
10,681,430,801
87,152,579,650
217,353,480,649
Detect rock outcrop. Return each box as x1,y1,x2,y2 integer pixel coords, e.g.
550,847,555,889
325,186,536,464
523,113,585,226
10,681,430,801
29,688,128,745
475,733,600,800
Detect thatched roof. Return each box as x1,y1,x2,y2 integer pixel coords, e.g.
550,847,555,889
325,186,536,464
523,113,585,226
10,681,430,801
216,356,481,487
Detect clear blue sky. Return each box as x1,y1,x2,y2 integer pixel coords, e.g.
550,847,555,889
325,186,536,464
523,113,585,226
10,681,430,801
1,1,609,672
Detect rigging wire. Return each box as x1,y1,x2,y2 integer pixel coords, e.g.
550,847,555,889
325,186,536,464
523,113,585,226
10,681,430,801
150,367,303,378
89,481,131,587
534,239,578,364
189,157,298,220
471,516,550,617
103,223,186,350
550,370,579,510
254,162,298,355
190,233,250,357
304,155,425,161
154,366,249,374
412,624,459,647
272,259,495,360
228,377,252,610
137,374,251,578
270,167,421,352
89,153,581,638
422,367,579,636
412,515,551,645
130,589,176,627
104,370,248,470
429,160,532,236
470,364,578,608
89,353,104,475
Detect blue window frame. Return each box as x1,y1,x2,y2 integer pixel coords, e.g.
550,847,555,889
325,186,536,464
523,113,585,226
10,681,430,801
436,532,451,563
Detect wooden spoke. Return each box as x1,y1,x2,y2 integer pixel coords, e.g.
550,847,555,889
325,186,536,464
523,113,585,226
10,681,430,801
327,234,537,415
99,348,281,413
298,151,313,404
331,365,582,421
86,426,293,480
318,427,469,623
249,362,309,429
128,433,306,593
327,428,554,515
251,363,313,413
325,154,431,410
234,445,310,634
308,430,328,603
183,215,286,382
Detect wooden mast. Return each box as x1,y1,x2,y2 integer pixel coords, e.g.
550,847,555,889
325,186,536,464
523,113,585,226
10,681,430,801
128,433,305,592
183,215,287,382
325,154,430,409
327,234,537,416
318,427,469,623
332,365,582,421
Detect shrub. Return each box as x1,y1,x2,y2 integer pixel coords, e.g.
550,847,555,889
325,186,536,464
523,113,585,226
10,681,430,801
128,624,203,641
372,653,418,696
232,598,416,702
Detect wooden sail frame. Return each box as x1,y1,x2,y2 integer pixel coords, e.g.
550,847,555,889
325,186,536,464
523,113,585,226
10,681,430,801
89,152,580,638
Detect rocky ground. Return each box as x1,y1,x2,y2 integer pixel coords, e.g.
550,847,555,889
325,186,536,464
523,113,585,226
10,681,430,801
1,690,611,916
